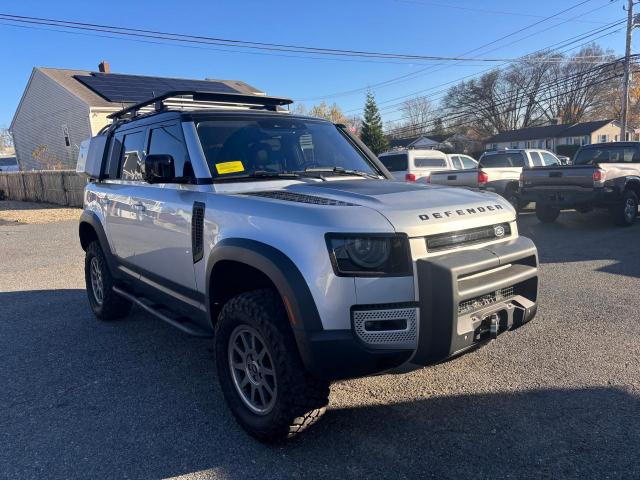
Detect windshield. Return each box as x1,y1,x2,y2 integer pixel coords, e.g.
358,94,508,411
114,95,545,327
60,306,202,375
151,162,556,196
574,146,639,165
196,117,378,179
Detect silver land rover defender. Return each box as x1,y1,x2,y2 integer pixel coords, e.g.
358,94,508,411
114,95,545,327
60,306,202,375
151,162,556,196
78,90,539,442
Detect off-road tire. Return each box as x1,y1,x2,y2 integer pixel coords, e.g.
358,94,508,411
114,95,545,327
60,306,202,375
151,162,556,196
535,204,560,223
85,240,132,320
611,190,638,227
215,289,329,443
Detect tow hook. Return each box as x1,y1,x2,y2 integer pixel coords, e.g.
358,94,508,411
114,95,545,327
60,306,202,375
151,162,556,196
489,313,500,339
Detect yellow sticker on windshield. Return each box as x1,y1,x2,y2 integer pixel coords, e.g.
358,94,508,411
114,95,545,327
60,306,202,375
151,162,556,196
215,161,245,174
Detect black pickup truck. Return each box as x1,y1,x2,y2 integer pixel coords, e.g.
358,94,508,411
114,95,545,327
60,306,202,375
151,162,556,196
519,142,640,226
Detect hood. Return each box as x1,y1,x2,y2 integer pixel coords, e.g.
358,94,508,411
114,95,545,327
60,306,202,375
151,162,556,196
283,179,515,237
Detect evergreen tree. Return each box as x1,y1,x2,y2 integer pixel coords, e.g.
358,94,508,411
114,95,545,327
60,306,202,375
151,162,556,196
360,91,388,155
431,117,446,137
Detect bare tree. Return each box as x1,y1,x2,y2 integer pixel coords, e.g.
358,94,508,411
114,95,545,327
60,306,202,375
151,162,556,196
0,127,14,155
540,44,617,124
398,96,434,136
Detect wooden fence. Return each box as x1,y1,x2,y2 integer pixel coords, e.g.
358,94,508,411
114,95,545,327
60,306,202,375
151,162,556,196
0,170,86,207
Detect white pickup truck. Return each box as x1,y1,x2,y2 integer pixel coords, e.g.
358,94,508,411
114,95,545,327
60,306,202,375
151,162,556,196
429,149,561,209
378,149,477,183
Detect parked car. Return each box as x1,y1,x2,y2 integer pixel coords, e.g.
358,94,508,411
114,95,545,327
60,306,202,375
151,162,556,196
77,90,539,442
378,149,477,183
519,142,640,226
429,148,561,209
0,156,19,172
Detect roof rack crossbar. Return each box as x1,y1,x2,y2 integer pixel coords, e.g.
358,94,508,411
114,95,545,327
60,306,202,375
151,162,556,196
107,90,294,119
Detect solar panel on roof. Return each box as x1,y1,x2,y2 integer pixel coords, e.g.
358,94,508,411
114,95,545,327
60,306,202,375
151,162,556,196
73,73,240,103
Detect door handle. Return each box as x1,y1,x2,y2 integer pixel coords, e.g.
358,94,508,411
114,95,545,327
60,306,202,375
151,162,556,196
448,175,457,180
133,202,146,212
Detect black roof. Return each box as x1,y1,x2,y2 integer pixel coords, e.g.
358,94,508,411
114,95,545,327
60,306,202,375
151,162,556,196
485,119,615,143
387,134,449,149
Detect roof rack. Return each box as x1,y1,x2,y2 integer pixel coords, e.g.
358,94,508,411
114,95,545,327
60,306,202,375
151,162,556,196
107,90,294,120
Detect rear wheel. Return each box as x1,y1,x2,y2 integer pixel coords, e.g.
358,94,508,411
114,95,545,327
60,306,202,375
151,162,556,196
85,240,132,320
612,190,638,227
503,190,520,213
535,204,560,223
215,289,329,443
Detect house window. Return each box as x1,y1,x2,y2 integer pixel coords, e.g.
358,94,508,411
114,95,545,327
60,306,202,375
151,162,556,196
538,140,544,148
62,124,71,147
510,142,518,149
598,134,608,143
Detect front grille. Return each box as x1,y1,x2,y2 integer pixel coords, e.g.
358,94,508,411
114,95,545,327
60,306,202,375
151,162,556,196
244,191,356,206
458,286,515,316
352,307,418,347
425,223,511,252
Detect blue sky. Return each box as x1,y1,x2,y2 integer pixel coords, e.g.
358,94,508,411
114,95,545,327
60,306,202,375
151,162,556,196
0,0,629,128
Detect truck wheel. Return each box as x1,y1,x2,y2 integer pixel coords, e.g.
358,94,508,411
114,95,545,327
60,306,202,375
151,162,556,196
535,204,560,223
215,289,329,443
612,190,638,226
84,240,132,320
503,191,520,213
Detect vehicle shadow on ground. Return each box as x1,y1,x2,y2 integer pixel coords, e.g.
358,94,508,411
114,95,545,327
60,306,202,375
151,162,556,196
1,289,639,479
517,209,640,278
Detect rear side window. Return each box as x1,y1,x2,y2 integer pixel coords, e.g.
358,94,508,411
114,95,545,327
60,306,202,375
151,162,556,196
541,152,559,166
148,124,191,177
574,146,639,165
460,156,477,169
529,152,544,167
414,157,447,168
379,154,408,171
451,156,463,169
0,158,17,167
479,152,525,168
119,131,145,180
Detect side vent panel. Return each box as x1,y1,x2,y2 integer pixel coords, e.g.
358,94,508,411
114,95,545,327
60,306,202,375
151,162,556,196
192,201,205,263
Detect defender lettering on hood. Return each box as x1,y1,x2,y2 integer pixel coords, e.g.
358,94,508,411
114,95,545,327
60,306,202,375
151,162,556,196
419,204,504,221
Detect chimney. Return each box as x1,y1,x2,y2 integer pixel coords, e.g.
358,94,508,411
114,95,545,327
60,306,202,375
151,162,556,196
98,60,110,73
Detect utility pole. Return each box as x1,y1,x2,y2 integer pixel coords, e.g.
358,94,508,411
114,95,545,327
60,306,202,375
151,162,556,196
621,0,635,140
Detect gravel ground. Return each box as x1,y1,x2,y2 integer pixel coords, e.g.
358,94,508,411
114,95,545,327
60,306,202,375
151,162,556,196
0,200,80,225
0,210,638,480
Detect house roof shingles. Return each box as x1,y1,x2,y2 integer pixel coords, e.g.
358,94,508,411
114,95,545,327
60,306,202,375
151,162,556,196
485,119,617,143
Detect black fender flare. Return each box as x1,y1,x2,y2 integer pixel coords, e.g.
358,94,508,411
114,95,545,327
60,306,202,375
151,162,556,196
206,238,324,373
79,210,118,276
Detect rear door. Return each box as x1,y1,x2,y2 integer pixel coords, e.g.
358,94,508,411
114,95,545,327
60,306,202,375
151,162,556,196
102,128,147,263
128,121,200,293
378,153,408,181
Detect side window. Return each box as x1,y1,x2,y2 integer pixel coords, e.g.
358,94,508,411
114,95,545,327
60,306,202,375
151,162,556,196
119,131,145,180
148,124,191,177
460,156,477,169
451,156,463,169
541,152,559,166
529,151,544,167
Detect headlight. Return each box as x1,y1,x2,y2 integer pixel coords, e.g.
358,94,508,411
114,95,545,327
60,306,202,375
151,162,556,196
326,234,411,276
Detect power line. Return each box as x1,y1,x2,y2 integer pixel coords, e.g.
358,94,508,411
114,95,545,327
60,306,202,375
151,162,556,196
301,0,615,101
338,16,626,120
0,12,602,64
383,56,628,137
383,55,626,134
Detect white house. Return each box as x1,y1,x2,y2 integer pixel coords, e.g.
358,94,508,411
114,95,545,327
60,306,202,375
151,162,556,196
10,62,263,170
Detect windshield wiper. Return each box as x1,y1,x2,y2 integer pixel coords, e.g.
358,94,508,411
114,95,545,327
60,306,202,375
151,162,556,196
301,166,380,179
213,171,300,182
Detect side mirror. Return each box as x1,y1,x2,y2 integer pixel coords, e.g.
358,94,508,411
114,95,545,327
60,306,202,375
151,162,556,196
144,154,175,184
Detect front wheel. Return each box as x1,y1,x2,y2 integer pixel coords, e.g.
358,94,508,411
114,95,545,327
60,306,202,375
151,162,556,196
215,289,329,443
535,204,560,223
612,190,638,227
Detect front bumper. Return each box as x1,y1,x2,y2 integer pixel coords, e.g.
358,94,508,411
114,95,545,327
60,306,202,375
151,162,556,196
304,236,538,380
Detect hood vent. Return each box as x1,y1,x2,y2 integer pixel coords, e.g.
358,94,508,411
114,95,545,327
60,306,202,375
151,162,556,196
244,191,357,206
